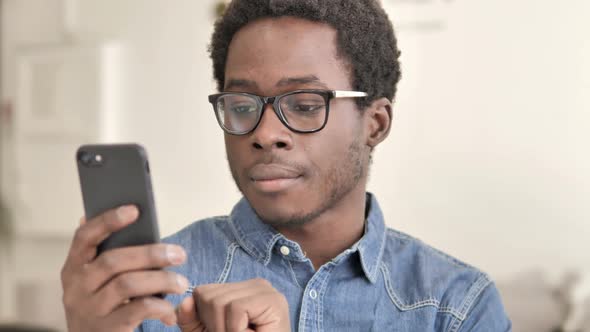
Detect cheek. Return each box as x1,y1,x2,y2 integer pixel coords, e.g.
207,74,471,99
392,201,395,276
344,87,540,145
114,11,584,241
225,137,247,172
310,115,363,166
303,131,358,180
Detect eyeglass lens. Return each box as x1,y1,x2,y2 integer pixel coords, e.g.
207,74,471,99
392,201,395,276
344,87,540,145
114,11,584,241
216,92,327,133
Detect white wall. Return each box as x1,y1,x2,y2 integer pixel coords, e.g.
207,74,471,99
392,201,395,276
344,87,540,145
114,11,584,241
377,0,590,279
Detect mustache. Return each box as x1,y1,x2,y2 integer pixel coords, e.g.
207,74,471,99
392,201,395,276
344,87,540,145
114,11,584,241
247,154,307,175
260,154,305,168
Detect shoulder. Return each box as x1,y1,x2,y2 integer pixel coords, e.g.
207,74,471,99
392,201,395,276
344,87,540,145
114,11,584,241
162,215,235,250
162,215,238,287
380,228,509,328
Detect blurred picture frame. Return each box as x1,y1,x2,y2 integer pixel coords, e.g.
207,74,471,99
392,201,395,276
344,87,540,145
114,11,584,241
14,45,107,139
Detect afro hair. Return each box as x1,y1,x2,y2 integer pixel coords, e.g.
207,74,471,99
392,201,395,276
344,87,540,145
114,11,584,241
209,0,402,109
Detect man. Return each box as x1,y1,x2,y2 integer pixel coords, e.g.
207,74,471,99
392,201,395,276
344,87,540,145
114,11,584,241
61,0,512,331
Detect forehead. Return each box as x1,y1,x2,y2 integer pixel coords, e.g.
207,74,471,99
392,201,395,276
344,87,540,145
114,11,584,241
224,16,352,92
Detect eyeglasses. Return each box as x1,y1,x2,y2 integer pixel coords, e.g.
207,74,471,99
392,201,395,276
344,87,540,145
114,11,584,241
208,89,368,135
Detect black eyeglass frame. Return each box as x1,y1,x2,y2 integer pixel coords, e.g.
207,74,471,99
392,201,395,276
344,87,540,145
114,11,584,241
208,89,368,135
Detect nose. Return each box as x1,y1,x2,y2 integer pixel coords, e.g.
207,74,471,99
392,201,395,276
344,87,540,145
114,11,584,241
250,104,293,151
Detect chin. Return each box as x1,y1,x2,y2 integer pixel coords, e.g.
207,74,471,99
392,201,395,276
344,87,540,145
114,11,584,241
245,190,317,227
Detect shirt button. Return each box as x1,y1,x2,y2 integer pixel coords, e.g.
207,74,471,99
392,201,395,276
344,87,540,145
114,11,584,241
309,289,318,299
280,245,290,256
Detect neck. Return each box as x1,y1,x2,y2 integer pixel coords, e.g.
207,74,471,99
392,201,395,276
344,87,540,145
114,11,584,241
275,186,367,270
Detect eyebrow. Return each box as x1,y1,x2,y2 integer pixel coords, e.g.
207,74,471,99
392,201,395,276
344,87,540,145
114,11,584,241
224,79,258,91
276,75,329,89
224,75,329,91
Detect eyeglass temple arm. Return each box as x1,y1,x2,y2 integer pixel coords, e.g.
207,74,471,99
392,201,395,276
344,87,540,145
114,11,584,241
332,90,368,98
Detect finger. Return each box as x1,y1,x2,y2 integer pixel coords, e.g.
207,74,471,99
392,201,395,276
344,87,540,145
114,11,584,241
177,296,206,331
193,279,272,332
61,207,138,287
106,296,176,329
93,270,189,316
217,288,269,332
83,244,187,292
225,291,289,332
194,288,227,332
193,278,267,303
191,283,248,331
66,205,139,268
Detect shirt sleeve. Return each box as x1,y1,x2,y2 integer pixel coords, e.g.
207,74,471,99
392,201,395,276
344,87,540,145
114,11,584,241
456,282,512,332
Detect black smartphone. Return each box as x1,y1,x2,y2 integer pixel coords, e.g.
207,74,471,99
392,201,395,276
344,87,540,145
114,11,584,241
76,143,160,255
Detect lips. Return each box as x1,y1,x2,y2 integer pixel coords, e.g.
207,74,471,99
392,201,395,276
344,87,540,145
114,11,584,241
249,164,301,181
248,164,302,193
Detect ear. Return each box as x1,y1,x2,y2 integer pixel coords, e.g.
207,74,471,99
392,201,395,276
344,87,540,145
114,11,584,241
364,97,393,149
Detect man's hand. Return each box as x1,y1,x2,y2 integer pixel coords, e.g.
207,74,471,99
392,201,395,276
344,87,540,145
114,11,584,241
177,278,291,332
61,205,190,332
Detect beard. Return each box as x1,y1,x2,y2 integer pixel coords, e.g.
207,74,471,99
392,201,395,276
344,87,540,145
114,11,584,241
227,136,366,228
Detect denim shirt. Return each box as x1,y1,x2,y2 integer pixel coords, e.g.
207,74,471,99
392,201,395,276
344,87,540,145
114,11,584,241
139,193,511,331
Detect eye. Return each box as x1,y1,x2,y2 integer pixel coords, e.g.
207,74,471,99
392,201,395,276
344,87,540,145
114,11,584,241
230,104,257,114
293,103,324,113
282,93,326,116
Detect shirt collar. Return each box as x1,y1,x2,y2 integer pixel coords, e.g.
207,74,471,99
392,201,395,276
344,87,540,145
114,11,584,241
228,192,386,283
356,193,386,283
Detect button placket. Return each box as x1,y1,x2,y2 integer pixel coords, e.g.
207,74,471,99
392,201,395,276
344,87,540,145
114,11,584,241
297,263,335,332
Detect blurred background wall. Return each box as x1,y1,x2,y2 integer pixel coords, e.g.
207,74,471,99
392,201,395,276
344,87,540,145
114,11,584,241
0,0,588,330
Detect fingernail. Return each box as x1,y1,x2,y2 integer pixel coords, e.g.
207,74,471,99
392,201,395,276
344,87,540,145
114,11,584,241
176,274,189,289
166,246,186,265
116,205,137,222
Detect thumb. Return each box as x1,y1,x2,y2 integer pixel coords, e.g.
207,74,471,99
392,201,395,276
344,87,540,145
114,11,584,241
176,295,206,332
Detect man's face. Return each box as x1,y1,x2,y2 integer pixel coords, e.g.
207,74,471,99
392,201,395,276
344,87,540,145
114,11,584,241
223,17,371,227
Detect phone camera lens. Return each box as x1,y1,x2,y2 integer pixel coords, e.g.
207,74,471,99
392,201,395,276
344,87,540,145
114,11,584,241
79,152,93,165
